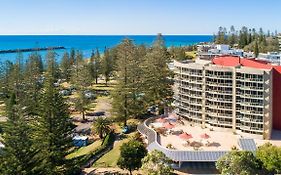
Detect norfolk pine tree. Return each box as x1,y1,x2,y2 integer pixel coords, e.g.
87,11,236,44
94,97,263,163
60,51,71,81
112,39,143,126
89,49,101,84
1,94,41,175
101,48,114,86
35,51,74,175
142,34,173,114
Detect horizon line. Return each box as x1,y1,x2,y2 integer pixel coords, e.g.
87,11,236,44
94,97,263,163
0,33,213,36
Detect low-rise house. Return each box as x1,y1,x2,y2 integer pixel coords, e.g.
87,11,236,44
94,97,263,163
197,44,247,59
258,52,281,65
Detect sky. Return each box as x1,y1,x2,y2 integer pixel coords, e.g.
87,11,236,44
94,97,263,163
0,0,280,35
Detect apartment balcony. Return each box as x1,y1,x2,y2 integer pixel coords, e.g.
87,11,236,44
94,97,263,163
240,118,263,124
206,97,233,103
206,89,232,95
189,80,203,84
206,104,232,110
187,93,202,99
240,125,263,132
189,72,203,77
236,100,264,107
205,74,232,79
189,115,203,121
179,93,202,100
178,111,202,121
207,112,233,119
186,108,202,113
236,93,263,99
181,86,203,91
239,110,263,116
236,77,263,82
206,82,233,87
237,85,264,91
240,125,251,130
181,72,202,77
250,127,264,132
181,99,202,105
208,120,233,126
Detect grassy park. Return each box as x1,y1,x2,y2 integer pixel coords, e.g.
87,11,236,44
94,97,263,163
67,140,102,159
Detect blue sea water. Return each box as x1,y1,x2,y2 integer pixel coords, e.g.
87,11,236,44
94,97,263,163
0,35,213,62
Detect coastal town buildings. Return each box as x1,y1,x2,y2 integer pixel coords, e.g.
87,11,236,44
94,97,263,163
197,44,253,60
258,52,281,65
173,56,281,139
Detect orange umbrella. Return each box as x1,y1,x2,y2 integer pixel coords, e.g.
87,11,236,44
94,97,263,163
163,122,175,129
200,133,210,139
179,132,193,140
156,118,167,123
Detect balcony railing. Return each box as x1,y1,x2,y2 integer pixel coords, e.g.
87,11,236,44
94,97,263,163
205,74,232,79
206,82,233,87
206,97,233,102
208,120,233,126
236,77,263,82
207,112,233,119
237,93,263,99
206,104,232,110
240,110,263,115
206,90,232,95
237,85,263,91
236,101,263,107
240,126,263,132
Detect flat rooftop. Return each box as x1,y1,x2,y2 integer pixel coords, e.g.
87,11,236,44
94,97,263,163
212,56,279,70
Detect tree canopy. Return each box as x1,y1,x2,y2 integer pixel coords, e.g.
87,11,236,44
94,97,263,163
117,140,147,175
216,150,262,175
256,142,281,174
141,150,173,175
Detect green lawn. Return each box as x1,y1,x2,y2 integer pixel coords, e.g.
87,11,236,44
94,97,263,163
91,84,115,91
66,140,102,159
93,132,137,168
93,138,128,167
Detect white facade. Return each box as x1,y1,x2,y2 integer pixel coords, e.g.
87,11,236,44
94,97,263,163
258,52,281,65
174,59,272,139
216,44,230,51
197,44,249,59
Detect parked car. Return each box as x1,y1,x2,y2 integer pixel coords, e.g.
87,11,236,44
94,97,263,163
83,90,96,99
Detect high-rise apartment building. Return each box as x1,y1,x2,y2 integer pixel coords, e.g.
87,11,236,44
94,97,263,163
174,56,281,139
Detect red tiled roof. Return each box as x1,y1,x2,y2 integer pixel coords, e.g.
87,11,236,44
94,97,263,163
273,66,281,73
212,56,275,69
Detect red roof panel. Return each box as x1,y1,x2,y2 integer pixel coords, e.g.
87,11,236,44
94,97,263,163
212,56,275,70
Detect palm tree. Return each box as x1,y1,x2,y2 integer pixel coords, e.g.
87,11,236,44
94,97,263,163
93,117,111,139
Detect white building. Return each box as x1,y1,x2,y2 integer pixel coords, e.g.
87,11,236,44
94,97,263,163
173,56,281,139
258,52,281,65
197,44,248,59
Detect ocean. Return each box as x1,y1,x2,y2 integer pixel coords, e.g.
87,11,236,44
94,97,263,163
0,35,213,62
